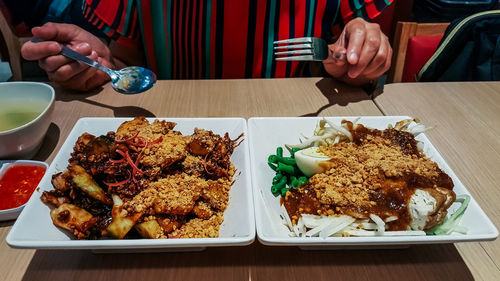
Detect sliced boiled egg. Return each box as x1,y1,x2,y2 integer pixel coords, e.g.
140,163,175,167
294,147,331,177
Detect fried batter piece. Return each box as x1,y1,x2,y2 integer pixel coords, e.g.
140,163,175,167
50,203,97,239
140,131,188,176
202,179,232,211
123,173,205,215
190,129,242,179
172,213,224,238
193,200,214,219
115,117,176,142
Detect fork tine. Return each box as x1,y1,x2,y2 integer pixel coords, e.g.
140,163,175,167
273,37,313,44
273,43,312,50
275,49,314,56
275,55,314,61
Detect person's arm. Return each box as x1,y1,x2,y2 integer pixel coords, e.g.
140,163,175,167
322,17,392,86
21,22,142,91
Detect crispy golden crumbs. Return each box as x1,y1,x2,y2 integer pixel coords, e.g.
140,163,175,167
202,178,232,211
124,173,205,215
173,213,224,238
181,155,205,176
313,136,443,208
116,117,176,141
140,131,188,171
193,201,214,219
115,116,150,138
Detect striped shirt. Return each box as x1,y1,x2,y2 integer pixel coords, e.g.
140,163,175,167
83,0,393,79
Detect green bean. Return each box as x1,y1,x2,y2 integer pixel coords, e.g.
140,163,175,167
298,176,308,184
277,162,301,175
281,187,289,196
291,148,301,157
268,163,277,171
268,155,279,164
276,147,283,157
271,185,281,196
276,163,294,174
269,154,296,166
278,157,296,165
272,173,284,184
277,176,287,187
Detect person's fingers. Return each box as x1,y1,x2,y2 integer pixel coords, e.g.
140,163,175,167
58,62,110,91
364,48,392,80
345,23,366,65
47,50,99,82
363,35,390,75
31,22,80,42
57,66,98,90
38,43,91,72
347,27,381,78
21,41,61,60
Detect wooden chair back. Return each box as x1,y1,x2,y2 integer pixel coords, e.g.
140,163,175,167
387,21,450,83
0,9,27,81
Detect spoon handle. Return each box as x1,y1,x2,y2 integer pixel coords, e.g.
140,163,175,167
31,37,116,79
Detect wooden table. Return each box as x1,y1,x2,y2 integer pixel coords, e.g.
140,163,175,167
0,78,497,280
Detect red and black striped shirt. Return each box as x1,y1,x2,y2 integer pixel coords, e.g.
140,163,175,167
83,0,393,79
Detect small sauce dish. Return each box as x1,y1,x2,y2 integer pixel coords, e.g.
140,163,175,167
0,160,48,221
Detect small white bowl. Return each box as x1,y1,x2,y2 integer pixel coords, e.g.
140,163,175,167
0,82,55,159
0,160,49,221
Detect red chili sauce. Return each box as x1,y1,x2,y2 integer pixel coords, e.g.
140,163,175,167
0,165,46,210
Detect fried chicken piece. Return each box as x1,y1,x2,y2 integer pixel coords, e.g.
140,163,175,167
115,116,151,140
124,174,205,216
157,216,183,234
181,155,205,176
188,129,217,155
140,131,188,175
193,201,214,219
41,191,70,207
116,117,177,142
202,179,231,211
151,175,204,215
51,171,71,192
50,203,97,239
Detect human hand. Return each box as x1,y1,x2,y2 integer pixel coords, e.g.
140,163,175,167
323,18,392,86
21,23,120,91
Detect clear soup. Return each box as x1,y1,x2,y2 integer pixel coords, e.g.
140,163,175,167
0,100,45,132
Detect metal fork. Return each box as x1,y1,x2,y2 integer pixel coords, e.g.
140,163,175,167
273,37,329,61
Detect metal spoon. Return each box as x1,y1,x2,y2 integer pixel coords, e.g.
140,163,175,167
31,38,157,94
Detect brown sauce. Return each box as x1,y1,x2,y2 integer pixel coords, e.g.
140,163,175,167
284,121,454,231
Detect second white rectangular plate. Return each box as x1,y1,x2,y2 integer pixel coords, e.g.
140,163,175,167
249,116,498,246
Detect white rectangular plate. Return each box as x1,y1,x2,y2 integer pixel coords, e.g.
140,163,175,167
7,117,255,250
249,116,498,246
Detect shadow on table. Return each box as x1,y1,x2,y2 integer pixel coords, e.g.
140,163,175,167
32,123,60,162
54,85,156,118
21,242,473,281
300,78,371,117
